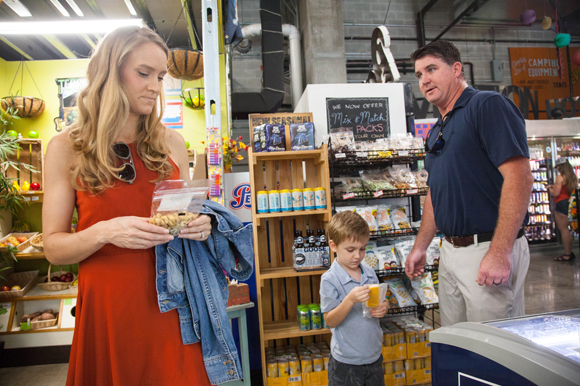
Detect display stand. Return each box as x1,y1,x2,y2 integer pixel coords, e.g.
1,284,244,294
248,145,333,385
225,302,255,386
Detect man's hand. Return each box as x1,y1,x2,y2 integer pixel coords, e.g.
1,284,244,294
370,300,389,318
405,248,426,279
346,285,370,304
476,250,511,286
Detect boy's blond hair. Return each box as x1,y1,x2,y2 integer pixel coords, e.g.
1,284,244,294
327,211,370,246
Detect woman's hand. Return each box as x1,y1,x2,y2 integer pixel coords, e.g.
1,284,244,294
179,214,212,241
104,216,174,249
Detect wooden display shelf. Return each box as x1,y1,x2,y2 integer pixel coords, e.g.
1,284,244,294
251,148,326,164
15,251,45,260
263,320,331,341
260,266,328,280
1,327,74,335
256,208,327,219
14,285,77,301
20,191,43,203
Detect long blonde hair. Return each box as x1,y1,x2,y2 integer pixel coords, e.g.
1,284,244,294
69,25,173,194
557,161,578,195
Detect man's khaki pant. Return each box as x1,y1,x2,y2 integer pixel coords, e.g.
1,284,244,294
439,236,530,327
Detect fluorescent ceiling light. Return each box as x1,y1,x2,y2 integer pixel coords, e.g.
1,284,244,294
49,0,70,17
0,19,144,35
123,0,138,17
3,0,32,17
65,0,84,17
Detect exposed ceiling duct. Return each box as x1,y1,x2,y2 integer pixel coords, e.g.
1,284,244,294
230,0,285,119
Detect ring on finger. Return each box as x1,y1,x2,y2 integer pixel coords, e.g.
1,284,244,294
493,281,501,286
200,231,205,238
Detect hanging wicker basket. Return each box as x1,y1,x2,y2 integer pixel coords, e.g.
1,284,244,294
167,49,204,81
1,96,45,118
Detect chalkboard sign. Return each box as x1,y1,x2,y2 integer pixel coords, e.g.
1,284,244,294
326,97,390,142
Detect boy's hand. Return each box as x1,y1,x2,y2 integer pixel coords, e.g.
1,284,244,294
370,300,389,318
346,285,370,304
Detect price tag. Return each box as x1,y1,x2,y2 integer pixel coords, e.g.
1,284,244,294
425,370,432,375
157,192,196,212
406,189,419,195
356,152,367,158
374,190,384,198
335,153,346,159
399,150,409,156
31,196,39,201
426,342,431,347
343,192,355,199
394,373,405,379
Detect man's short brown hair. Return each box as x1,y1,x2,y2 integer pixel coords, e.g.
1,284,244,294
411,40,465,79
327,210,370,246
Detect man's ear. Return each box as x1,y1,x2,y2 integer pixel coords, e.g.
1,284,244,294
453,62,463,79
329,240,338,253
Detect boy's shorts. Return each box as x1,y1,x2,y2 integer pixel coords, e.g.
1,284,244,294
328,353,384,386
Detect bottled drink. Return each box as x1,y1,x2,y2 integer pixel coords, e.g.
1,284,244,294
293,231,306,270
318,229,331,268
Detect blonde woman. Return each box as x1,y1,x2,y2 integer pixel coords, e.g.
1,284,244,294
43,26,212,385
547,158,577,262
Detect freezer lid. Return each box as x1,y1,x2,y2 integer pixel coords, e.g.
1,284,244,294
430,319,580,386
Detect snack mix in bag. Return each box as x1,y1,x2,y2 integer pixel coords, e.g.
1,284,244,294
385,278,415,307
149,212,198,236
330,130,355,152
390,206,411,231
356,206,378,232
410,272,439,305
376,205,394,231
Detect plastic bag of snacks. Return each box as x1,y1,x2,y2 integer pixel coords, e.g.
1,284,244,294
393,239,414,268
376,205,394,231
385,277,415,307
389,167,417,189
413,169,429,188
390,206,411,231
410,272,439,305
426,238,441,266
376,246,399,269
150,180,212,236
359,170,397,191
362,283,389,318
340,176,365,194
330,129,355,152
363,242,378,269
356,206,378,232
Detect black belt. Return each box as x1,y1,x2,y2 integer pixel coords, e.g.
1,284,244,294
444,228,525,248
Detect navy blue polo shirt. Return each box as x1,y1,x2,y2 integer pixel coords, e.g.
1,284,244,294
425,87,529,236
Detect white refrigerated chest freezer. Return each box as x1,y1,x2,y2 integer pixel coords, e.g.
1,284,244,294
429,309,580,386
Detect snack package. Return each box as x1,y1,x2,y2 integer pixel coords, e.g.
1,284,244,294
356,206,378,232
335,206,356,214
340,176,365,194
414,169,429,188
290,122,315,151
376,246,399,269
426,238,441,266
330,129,355,152
266,124,286,152
385,278,415,307
389,167,417,189
360,170,397,192
252,124,267,153
390,206,411,231
376,205,394,231
393,240,414,268
363,283,389,319
409,288,422,305
385,287,399,308
150,179,212,236
363,241,378,269
410,272,439,305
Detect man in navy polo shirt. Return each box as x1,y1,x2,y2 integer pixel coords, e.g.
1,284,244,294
405,40,534,326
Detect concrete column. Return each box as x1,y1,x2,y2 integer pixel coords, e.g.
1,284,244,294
299,0,347,84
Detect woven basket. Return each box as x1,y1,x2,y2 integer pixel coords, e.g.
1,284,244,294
37,264,76,292
0,270,39,299
1,96,45,118
30,313,58,330
30,233,43,251
167,49,204,81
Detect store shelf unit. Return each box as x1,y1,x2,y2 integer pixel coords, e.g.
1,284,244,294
248,145,333,385
527,158,556,244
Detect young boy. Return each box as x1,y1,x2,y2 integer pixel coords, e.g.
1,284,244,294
320,211,389,386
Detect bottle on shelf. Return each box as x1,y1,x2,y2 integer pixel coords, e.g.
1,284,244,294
293,231,306,270
318,229,331,268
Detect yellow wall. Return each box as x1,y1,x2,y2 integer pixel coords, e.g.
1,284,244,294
0,57,227,154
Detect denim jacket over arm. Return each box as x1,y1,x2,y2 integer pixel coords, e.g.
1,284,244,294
155,200,254,385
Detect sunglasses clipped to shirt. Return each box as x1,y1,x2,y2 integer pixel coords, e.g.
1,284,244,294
424,112,451,153
112,142,136,184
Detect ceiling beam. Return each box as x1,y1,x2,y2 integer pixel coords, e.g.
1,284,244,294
43,35,77,58
431,0,492,42
0,35,33,59
82,0,105,18
131,0,155,30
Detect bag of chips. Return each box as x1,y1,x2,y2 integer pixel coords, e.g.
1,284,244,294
410,272,439,305
390,206,411,231
385,278,415,307
376,205,394,231
376,246,399,269
393,240,414,268
356,206,378,232
426,238,441,266
363,241,378,269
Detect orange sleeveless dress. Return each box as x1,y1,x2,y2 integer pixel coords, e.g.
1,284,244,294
67,143,212,386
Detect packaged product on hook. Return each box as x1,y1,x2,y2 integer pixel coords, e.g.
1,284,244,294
149,179,212,236
362,283,389,318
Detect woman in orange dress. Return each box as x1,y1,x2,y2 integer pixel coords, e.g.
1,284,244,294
43,26,213,386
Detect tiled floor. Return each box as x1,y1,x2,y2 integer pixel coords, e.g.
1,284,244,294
1,243,579,386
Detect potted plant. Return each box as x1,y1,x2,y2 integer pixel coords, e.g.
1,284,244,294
0,96,36,277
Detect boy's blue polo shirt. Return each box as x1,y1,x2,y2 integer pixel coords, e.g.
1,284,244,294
425,86,529,237
320,260,382,365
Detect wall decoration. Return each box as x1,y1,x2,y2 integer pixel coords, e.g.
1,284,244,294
54,77,87,132
161,100,184,129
